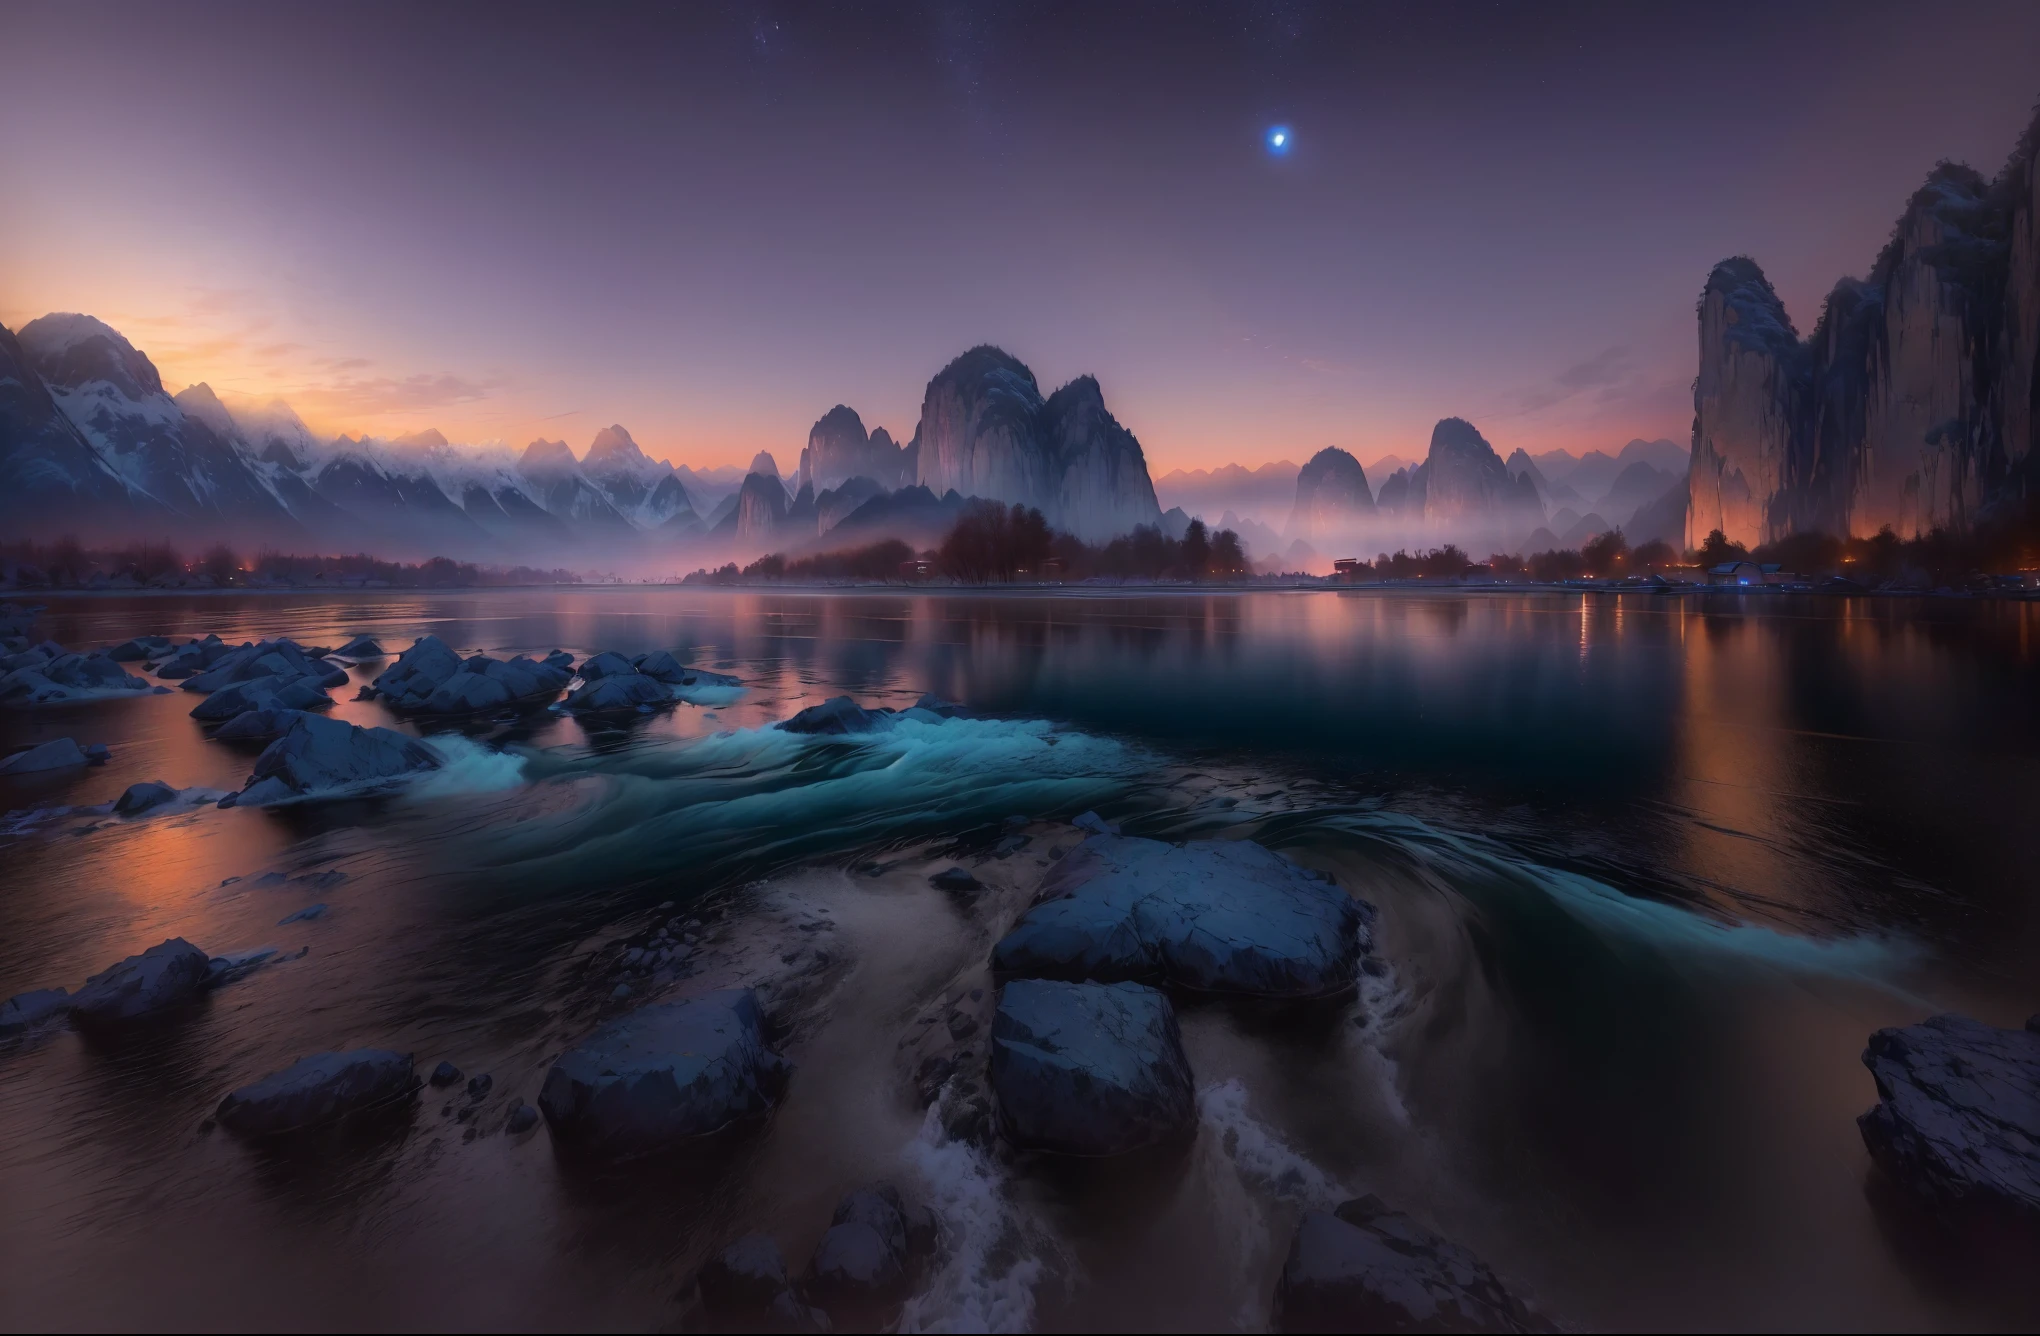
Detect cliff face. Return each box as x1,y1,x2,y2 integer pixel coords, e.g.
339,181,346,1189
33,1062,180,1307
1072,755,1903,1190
1284,447,1372,541
1421,418,1539,525
910,346,1161,542
1686,104,2040,544
797,405,907,492
1688,260,1801,549
0,321,136,537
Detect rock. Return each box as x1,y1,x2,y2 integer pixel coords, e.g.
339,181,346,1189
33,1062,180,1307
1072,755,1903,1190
1274,1196,1551,1333
215,1049,419,1136
367,635,464,708
429,1060,463,1086
562,671,670,714
0,737,88,773
778,695,895,735
113,781,178,816
206,946,278,984
1858,1013,2040,1220
277,904,327,925
988,978,1195,1157
82,743,110,762
505,1102,539,1134
180,640,330,694
106,635,169,661
188,672,331,722
542,649,574,671
699,1234,797,1316
213,707,311,741
151,636,234,679
0,987,71,1035
992,836,1369,999
466,1073,493,1100
232,713,442,806
411,653,571,715
576,651,638,680
538,989,791,1156
632,650,742,692
1071,810,1119,835
930,866,980,892
70,938,211,1028
333,634,384,658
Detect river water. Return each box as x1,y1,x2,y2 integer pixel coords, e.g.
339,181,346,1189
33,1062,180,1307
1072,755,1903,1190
1,588,2036,1332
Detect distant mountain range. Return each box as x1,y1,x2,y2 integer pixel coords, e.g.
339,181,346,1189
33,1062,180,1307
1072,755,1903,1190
0,319,1166,564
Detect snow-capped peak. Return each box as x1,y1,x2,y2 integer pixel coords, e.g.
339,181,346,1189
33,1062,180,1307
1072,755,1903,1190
16,312,126,357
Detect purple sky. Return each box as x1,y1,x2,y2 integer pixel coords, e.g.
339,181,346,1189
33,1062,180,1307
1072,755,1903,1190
4,1,2038,473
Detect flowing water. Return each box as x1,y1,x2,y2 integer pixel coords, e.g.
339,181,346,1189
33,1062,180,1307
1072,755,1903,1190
2,588,2037,1332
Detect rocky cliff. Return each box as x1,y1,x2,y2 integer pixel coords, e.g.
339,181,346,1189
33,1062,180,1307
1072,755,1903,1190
796,405,907,492
1421,418,1541,526
1687,104,2040,545
909,346,1162,542
1284,447,1373,541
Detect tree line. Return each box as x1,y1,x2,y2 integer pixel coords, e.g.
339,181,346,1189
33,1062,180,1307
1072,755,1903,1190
0,536,578,588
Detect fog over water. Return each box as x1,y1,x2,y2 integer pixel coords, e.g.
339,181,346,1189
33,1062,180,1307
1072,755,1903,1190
2,588,2036,1331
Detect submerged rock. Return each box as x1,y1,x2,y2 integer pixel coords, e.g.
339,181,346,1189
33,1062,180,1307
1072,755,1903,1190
113,781,178,816
633,650,741,690
1858,1013,2040,1220
2,650,152,704
538,989,791,1156
70,938,211,1028
993,835,1369,998
429,1060,463,1087
1275,1196,1551,1334
575,651,638,681
367,635,464,709
0,737,88,773
229,713,442,806
778,695,895,735
215,1049,419,1135
181,640,332,694
106,635,170,661
505,1103,539,1134
989,978,1195,1157
699,1234,823,1328
333,634,384,659
930,865,980,892
0,987,72,1035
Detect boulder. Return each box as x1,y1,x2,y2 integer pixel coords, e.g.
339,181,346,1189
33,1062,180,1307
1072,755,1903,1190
414,654,571,715
805,1183,931,1311
988,979,1195,1157
42,652,149,691
153,636,236,679
562,671,670,714
230,713,442,806
0,987,72,1035
633,650,742,690
778,695,895,735
2,653,151,703
429,1060,463,1086
114,781,179,816
1274,1196,1551,1334
367,635,464,708
992,836,1369,999
189,672,331,721
181,639,327,693
699,1234,820,1326
215,1049,419,1135
931,866,980,892
70,938,211,1028
106,635,170,661
333,634,385,658
0,737,88,773
213,707,311,741
1858,1013,2040,1220
538,989,791,1156
542,650,574,671
576,651,639,680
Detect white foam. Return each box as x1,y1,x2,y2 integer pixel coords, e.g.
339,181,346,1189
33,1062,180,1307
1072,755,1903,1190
407,734,528,799
897,1107,1055,1334
1197,1079,1348,1209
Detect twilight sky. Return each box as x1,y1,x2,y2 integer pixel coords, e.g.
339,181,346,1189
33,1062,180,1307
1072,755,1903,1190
5,1,2039,474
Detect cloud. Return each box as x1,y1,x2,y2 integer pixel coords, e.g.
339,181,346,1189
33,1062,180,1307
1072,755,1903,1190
288,371,501,417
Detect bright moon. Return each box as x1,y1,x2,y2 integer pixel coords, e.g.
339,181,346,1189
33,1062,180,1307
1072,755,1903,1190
1266,126,1291,155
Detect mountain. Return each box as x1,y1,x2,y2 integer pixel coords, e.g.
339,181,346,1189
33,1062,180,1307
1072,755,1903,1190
796,405,908,492
582,424,697,529
1596,459,1678,527
1421,418,1542,526
1616,438,1688,474
0,321,139,538
14,314,306,545
1284,447,1374,541
714,471,790,540
909,346,1162,542
1153,460,1299,524
1687,103,2040,546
